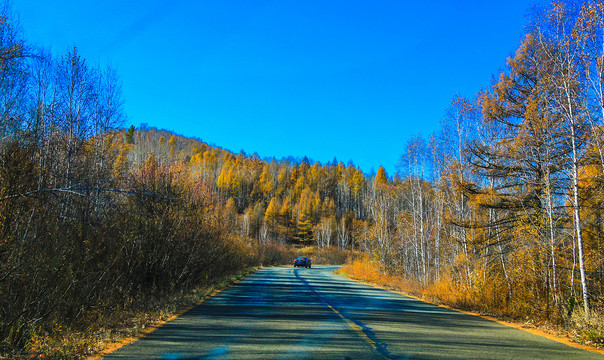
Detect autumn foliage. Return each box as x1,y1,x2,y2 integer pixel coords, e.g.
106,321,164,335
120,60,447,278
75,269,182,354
1,0,604,356
341,1,604,346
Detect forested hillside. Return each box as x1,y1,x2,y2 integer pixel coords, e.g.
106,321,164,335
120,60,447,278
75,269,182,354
120,125,370,249
1,0,604,356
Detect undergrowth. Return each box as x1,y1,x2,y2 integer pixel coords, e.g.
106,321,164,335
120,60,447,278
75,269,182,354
338,257,604,350
295,246,349,265
1,268,257,360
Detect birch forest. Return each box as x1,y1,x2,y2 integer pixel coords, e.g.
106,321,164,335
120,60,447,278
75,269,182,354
1,0,604,355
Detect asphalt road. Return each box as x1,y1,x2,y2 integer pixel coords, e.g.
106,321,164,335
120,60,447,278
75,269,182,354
103,266,602,360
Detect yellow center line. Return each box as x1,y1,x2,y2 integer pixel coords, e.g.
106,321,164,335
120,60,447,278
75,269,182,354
326,302,379,347
293,268,390,359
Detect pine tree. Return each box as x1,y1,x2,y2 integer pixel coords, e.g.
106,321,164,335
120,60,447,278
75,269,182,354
125,125,135,144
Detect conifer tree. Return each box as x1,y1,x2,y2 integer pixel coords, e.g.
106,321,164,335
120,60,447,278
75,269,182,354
374,166,388,190
126,125,135,144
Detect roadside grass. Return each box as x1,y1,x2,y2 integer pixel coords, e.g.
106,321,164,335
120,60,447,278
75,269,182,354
295,246,349,265
337,258,604,351
569,309,604,348
2,268,258,360
336,255,423,297
1,244,345,359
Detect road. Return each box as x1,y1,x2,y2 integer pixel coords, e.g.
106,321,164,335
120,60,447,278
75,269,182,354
103,266,602,360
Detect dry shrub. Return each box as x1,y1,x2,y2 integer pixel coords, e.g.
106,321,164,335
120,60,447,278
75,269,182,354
339,257,604,350
291,246,350,265
257,243,295,266
342,258,527,316
424,268,512,315
424,274,463,306
339,257,423,298
340,256,383,283
310,246,349,265
569,308,604,347
22,269,257,359
297,246,317,257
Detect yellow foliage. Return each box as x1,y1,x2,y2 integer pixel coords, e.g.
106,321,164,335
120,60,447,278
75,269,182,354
374,166,388,190
279,197,292,219
265,197,280,226
113,144,131,178
340,257,423,298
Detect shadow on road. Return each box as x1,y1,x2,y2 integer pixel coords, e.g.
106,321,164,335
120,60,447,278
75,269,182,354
103,266,603,360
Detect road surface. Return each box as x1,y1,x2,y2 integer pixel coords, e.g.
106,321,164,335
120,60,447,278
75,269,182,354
104,266,602,359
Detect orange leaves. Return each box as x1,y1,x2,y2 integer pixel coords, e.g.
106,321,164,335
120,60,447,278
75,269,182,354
264,197,280,227
139,153,159,186
279,197,292,219
373,166,388,191
113,145,130,179
258,165,275,197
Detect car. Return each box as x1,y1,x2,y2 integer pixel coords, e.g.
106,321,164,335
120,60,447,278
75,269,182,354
293,256,311,268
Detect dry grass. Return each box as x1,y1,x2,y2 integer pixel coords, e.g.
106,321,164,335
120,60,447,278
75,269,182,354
296,246,350,265
2,268,257,360
338,256,424,297
337,257,604,351
568,308,604,348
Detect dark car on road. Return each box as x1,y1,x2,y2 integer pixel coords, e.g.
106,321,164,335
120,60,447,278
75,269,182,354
293,256,311,268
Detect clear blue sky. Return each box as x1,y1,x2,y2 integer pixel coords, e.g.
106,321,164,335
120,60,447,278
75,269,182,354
16,0,538,175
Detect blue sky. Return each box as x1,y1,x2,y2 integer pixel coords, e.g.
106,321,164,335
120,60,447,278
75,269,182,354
16,0,537,175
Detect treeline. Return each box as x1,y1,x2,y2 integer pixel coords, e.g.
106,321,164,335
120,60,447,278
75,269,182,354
362,1,604,325
139,127,370,248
